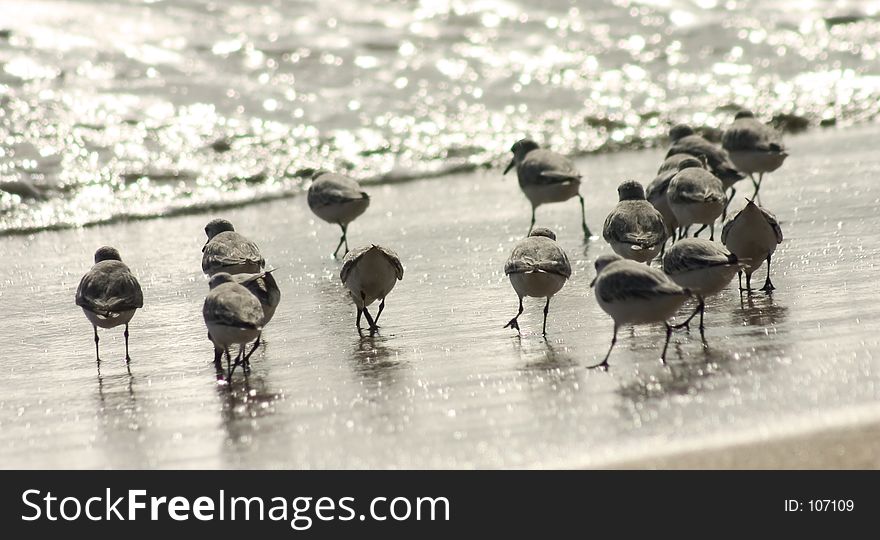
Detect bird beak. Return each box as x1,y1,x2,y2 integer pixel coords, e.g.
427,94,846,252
201,241,208,252
503,158,515,176
589,277,597,288
744,197,753,204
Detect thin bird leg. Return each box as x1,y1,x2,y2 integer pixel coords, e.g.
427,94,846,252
746,272,752,292
694,224,708,237
213,348,223,377
578,194,592,238
227,348,243,381
588,325,617,370
504,296,524,333
93,326,101,365
373,298,386,325
749,173,758,190
528,206,536,236
722,186,736,221
243,335,261,369
673,297,704,329
698,301,706,336
362,307,377,333
333,224,347,258
225,347,232,381
709,223,715,241
124,324,131,364
752,172,764,202
660,323,673,365
542,297,551,336
356,307,363,329
761,254,776,292
342,223,349,254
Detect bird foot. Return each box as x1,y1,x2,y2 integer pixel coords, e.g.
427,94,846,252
503,318,521,333
587,360,609,371
760,282,776,292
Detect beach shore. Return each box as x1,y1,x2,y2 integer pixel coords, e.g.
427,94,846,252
2,123,880,469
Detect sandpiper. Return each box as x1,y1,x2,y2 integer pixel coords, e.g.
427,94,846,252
75,246,144,366
667,160,726,241
721,199,783,292
503,139,591,238
721,110,788,200
228,269,281,365
307,172,371,258
203,272,264,380
503,227,572,335
201,218,265,276
647,156,705,248
589,254,691,369
603,180,667,263
666,123,744,218
662,238,741,334
340,244,404,333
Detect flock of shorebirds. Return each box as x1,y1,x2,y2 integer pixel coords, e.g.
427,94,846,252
74,109,786,378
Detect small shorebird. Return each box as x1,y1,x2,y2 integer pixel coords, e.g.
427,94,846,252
722,110,788,200
503,139,591,238
589,254,691,370
307,172,370,258
201,218,265,276
603,180,667,263
647,156,706,249
721,199,783,292
662,238,741,334
76,246,144,366
340,244,404,333
666,123,744,218
203,272,264,380
667,160,726,241
226,269,281,365
503,227,572,335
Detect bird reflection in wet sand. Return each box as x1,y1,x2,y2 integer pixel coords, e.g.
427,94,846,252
737,294,789,329
517,340,581,394
95,372,150,467
349,335,405,389
216,373,282,450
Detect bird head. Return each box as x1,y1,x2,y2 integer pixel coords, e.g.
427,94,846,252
590,254,624,287
504,138,540,175
617,180,646,201
668,124,695,142
529,227,557,241
734,110,755,120
676,156,704,171
94,246,122,263
204,218,235,242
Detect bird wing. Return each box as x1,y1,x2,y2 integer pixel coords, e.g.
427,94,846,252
760,207,784,243
668,137,743,182
603,203,667,248
505,238,571,278
598,264,686,303
663,244,734,274
201,232,264,273
203,286,263,329
646,171,674,202
722,119,785,153
75,261,144,315
233,271,282,308
522,150,582,185
376,245,405,280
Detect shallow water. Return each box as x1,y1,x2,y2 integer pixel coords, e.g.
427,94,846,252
1,125,879,468
3,0,880,232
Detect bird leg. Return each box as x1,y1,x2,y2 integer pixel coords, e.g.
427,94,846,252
752,173,764,202
660,323,673,365
542,297,551,336
333,224,348,258
93,326,101,365
578,194,592,238
373,298,386,325
760,254,776,292
362,307,378,334
356,307,363,329
124,324,131,364
673,297,704,330
243,335,261,370
694,224,708,238
588,325,617,371
504,296,524,334
213,348,223,378
225,347,233,381
709,224,715,241
722,186,736,221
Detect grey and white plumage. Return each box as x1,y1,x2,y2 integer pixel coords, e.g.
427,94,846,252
667,162,726,240
721,110,788,199
603,180,667,263
340,244,404,333
503,138,591,238
721,199,783,292
201,218,265,276
307,172,370,258
662,238,741,333
503,227,571,335
666,124,744,189
75,246,144,366
647,156,705,239
589,254,691,369
203,272,264,380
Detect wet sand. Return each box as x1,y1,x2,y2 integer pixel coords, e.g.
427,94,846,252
2,124,880,469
